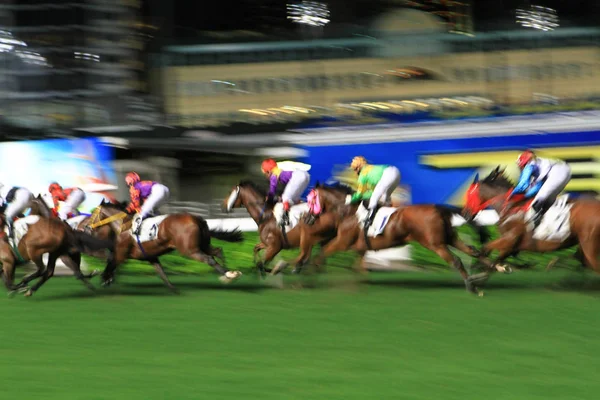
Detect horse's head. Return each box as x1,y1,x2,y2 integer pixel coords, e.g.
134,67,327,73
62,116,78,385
28,195,52,218
462,166,514,221
96,200,129,218
223,180,268,213
313,183,355,214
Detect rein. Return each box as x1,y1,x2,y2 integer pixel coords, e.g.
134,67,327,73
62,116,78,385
87,208,128,230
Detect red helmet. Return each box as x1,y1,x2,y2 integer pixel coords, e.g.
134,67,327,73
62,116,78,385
516,150,535,169
261,158,277,173
125,172,140,186
49,182,62,192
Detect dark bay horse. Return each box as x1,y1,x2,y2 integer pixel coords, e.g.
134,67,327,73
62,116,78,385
301,189,490,294
462,167,600,277
28,195,112,259
0,208,113,297
88,201,244,291
222,180,352,276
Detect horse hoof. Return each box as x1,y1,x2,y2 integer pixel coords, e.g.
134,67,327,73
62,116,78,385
7,290,16,298
291,268,301,274
495,264,513,274
24,290,33,297
220,271,242,284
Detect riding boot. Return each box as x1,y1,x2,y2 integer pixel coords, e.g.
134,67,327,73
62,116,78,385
7,222,14,241
530,201,545,229
364,207,376,231
281,210,290,227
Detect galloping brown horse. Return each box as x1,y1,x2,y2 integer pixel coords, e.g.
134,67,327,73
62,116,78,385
301,190,490,294
0,208,113,297
462,167,600,277
88,201,243,291
222,181,302,275
29,195,112,256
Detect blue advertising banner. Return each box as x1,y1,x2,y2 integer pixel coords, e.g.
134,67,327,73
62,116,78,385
300,130,600,205
0,137,118,213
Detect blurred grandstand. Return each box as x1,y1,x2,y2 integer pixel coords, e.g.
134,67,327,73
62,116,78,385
0,2,599,216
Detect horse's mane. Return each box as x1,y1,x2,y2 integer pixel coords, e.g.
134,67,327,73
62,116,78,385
315,181,355,194
481,167,515,189
99,200,129,212
238,179,268,197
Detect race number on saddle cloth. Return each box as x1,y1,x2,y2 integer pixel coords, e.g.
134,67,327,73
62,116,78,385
508,150,571,229
354,203,398,237
48,182,86,220
125,172,171,236
261,158,310,226
0,183,34,238
346,156,401,230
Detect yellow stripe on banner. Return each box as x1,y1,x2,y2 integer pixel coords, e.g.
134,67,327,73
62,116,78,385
422,146,600,169
421,145,600,206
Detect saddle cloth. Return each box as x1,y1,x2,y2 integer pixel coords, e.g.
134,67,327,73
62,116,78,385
274,202,310,232
5,215,40,248
356,204,398,237
134,215,169,242
526,194,572,241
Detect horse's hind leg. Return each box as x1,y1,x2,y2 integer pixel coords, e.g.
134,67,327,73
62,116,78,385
61,253,96,292
431,245,481,296
149,258,178,293
579,238,600,273
210,246,226,267
25,252,58,297
189,252,241,284
61,253,98,279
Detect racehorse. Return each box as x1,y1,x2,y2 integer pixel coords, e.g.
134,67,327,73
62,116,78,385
301,189,491,295
222,180,351,276
275,182,355,274
462,166,600,277
87,201,243,291
0,207,113,297
29,195,113,259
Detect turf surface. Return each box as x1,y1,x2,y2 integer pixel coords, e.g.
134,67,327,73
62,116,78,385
2,229,598,400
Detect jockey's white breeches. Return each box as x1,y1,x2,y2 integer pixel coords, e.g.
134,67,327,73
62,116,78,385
282,171,310,205
368,166,401,210
533,163,571,206
59,188,86,220
5,188,33,223
140,184,170,218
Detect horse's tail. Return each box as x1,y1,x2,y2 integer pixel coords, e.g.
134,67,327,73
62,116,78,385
435,204,491,245
209,228,244,243
191,215,243,246
70,230,115,253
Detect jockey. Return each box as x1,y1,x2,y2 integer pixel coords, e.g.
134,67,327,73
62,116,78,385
509,150,572,228
261,158,310,226
48,182,86,220
0,183,33,238
125,172,170,235
346,156,401,230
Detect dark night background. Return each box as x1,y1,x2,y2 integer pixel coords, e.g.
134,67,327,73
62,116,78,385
12,0,600,42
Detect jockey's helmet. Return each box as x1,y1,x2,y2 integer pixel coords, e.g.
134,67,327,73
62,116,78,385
125,172,141,186
261,158,277,174
49,182,62,192
516,150,535,169
350,156,367,174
